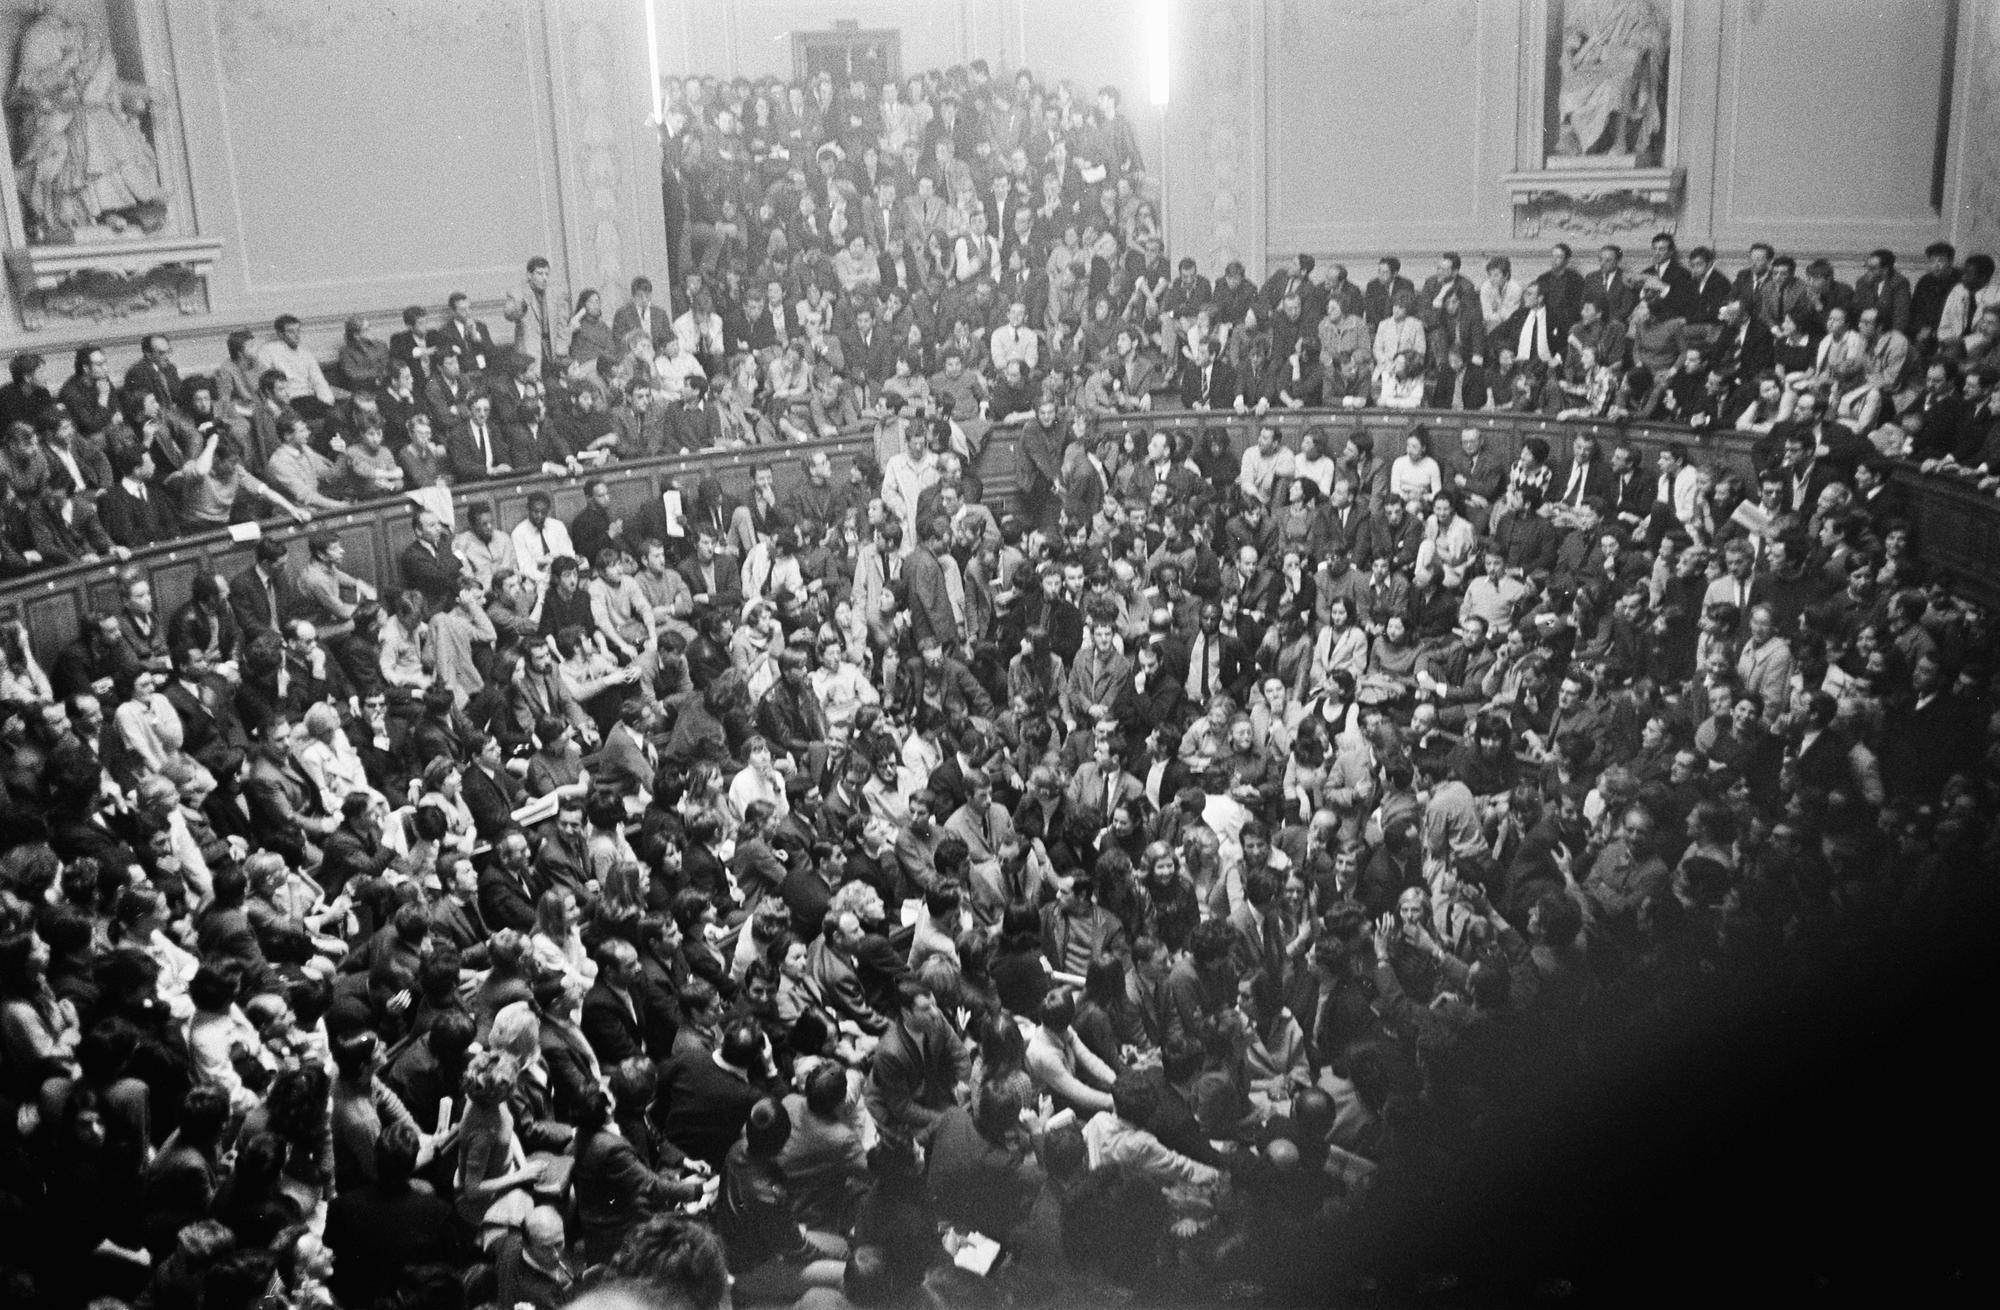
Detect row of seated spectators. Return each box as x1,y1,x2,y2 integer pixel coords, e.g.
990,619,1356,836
0,53,1993,1310
0,380,1992,1307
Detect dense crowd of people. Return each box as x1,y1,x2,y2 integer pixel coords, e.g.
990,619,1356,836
0,52,1996,1310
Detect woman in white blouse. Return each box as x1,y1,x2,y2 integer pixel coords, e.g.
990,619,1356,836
1311,596,1371,687
296,702,370,813
726,737,790,827
1481,255,1524,333
1389,427,1444,504
111,668,185,779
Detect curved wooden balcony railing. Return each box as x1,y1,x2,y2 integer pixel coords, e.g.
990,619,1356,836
6,406,1989,668
0,432,880,666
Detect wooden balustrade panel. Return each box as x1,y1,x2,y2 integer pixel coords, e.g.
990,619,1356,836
0,434,876,667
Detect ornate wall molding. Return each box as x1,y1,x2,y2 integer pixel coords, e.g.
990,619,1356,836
1957,0,2000,254
5,233,221,328
1164,0,1264,277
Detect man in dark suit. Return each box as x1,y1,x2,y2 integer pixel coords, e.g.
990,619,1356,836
434,291,497,373
1587,245,1640,324
1551,432,1614,513
1880,653,1978,801
838,305,894,393
654,1021,766,1168
610,276,673,353
1637,233,1701,323
863,980,970,1141
1908,359,1967,460
389,305,441,389
581,939,651,1067
122,333,183,416
1180,602,1251,707
423,349,477,435
1497,282,1563,368
669,375,727,453
1710,297,1774,380
1533,244,1587,339
1685,246,1734,329
1229,866,1289,982
1605,444,1654,533
900,519,961,650
99,445,178,549
1361,258,1416,326
27,482,113,563
478,829,544,933
461,732,525,842
228,538,298,638
677,529,743,612
398,507,464,606
1179,341,1240,410
446,393,511,481
244,715,338,864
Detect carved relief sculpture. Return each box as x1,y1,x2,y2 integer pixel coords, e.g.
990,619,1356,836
1550,0,1671,165
7,0,165,241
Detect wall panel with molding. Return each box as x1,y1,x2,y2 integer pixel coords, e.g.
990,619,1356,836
0,0,665,375
1211,0,1974,279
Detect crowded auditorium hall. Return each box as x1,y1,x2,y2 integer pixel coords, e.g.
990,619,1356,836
0,2,1996,1307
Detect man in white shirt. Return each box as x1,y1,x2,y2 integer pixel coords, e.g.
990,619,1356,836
652,332,708,403
1652,444,1702,540
258,313,336,417
1512,283,1559,364
879,422,938,549
1236,425,1295,506
989,300,1039,373
512,490,575,589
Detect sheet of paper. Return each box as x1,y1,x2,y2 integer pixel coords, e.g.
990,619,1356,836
1730,500,1774,537
952,1231,1002,1277
227,521,263,542
662,489,685,537
408,484,455,528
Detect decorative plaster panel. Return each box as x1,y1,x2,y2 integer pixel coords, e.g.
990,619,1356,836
1717,0,1951,237
1168,0,1264,275
202,0,559,299
1957,0,2000,253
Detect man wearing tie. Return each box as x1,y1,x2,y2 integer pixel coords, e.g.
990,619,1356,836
446,393,511,481
1703,539,1766,637
1184,603,1246,706
989,300,1039,373
437,291,496,373
1504,283,1560,366
1553,432,1611,514
511,490,574,590
228,538,295,637
1594,244,1638,323
611,275,673,354
944,768,1016,897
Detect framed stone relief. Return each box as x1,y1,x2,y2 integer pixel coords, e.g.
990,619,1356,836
0,0,219,329
1504,0,1686,239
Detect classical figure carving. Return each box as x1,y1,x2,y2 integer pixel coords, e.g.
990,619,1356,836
7,0,166,240
1551,0,1671,163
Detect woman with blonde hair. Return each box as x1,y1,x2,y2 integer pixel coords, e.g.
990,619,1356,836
530,888,597,993
296,702,369,813
108,667,184,784
454,1048,549,1230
